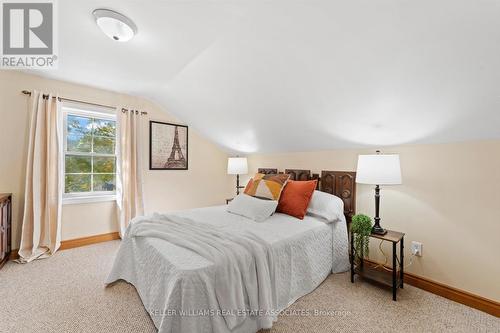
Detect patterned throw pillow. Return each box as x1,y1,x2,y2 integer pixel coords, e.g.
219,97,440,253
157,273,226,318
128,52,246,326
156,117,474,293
244,173,290,200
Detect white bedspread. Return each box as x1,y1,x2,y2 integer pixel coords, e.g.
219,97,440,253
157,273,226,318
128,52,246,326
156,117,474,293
106,206,349,333
126,213,277,330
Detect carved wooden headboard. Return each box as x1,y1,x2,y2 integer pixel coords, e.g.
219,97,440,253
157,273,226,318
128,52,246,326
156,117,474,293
320,171,356,224
257,168,356,224
258,168,278,175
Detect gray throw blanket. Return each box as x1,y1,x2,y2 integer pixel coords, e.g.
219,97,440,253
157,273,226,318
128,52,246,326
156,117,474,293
126,213,277,330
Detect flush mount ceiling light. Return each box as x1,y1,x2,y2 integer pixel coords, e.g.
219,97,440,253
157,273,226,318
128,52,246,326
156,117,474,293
92,9,137,42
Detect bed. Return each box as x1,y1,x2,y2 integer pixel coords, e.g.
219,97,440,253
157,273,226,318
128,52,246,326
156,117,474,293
106,169,356,333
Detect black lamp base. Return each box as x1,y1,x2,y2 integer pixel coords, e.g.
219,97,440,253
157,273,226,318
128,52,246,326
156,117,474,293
372,224,387,235
235,174,245,195
372,185,388,235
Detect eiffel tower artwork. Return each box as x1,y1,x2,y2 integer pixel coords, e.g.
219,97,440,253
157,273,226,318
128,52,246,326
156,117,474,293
165,125,186,169
150,121,188,170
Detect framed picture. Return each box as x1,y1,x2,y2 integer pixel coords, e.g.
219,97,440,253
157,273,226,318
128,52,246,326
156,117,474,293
149,121,188,170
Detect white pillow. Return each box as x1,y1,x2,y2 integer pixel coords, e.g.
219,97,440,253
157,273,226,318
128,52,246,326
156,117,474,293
306,190,344,223
226,194,278,222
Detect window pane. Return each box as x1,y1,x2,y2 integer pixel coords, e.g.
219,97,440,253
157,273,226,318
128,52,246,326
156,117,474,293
65,155,91,173
67,133,91,152
94,119,116,137
94,156,115,173
67,115,92,135
93,174,115,192
93,136,115,154
65,174,91,193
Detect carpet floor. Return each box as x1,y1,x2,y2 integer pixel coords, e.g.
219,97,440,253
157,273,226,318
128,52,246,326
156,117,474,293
0,241,498,333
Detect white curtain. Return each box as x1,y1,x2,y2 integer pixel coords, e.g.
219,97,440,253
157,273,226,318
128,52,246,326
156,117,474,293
116,109,144,237
18,91,62,263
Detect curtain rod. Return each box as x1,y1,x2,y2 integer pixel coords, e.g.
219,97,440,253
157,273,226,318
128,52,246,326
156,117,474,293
21,90,148,115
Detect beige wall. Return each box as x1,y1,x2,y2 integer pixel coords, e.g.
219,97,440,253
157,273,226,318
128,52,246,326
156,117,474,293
246,141,500,302
0,71,233,245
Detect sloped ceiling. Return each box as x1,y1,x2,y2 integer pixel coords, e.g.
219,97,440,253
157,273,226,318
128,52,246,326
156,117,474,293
31,0,500,153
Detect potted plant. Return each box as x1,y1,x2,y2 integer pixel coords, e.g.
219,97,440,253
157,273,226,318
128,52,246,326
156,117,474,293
350,214,373,263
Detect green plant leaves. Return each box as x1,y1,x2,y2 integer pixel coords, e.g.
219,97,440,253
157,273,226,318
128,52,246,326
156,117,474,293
351,214,373,260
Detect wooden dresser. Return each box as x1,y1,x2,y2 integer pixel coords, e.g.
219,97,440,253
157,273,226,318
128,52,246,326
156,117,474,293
0,193,12,269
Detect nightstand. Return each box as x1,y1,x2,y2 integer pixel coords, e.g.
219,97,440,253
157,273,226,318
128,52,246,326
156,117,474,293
226,198,234,204
350,229,405,301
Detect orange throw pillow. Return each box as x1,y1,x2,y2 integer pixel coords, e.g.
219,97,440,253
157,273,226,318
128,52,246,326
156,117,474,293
277,180,317,220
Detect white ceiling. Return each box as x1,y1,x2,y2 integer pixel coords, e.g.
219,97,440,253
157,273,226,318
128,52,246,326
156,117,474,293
32,0,500,153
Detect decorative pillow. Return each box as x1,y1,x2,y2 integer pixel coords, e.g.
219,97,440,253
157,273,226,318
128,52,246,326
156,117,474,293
306,190,344,223
244,173,290,200
226,194,278,222
277,180,317,219
244,178,254,193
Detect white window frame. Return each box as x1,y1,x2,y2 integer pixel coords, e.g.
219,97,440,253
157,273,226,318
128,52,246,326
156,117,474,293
61,102,118,205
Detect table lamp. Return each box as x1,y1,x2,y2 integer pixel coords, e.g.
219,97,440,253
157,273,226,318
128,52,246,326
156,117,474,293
356,151,402,235
227,157,248,195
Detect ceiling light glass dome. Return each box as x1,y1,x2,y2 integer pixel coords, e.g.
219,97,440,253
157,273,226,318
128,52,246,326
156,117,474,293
93,9,137,42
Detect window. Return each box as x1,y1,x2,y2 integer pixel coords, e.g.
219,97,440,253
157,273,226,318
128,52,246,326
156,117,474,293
62,104,117,204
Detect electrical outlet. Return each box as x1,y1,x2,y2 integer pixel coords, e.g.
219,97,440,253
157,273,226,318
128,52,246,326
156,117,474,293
411,241,423,256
